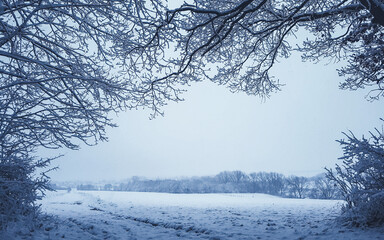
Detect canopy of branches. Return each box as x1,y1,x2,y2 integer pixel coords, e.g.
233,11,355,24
118,0,384,116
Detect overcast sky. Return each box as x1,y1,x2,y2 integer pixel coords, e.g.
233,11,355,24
40,50,382,182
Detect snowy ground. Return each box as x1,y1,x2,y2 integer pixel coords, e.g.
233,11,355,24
5,190,384,239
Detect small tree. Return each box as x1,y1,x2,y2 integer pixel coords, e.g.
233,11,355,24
216,170,248,183
248,172,285,196
0,154,54,229
308,175,340,199
326,128,384,226
248,172,266,193
314,177,340,199
266,172,286,196
286,176,308,198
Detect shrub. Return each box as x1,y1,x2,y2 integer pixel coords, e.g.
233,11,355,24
326,128,384,226
0,155,54,230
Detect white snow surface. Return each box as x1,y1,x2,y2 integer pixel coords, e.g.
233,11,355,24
5,190,384,239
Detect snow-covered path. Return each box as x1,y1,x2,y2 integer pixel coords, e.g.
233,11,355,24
10,190,384,239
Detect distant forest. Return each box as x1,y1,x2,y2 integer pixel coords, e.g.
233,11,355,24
53,171,341,200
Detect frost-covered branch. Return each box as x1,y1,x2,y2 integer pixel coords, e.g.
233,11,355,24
0,0,165,152
326,126,384,226
120,0,383,114
0,0,165,226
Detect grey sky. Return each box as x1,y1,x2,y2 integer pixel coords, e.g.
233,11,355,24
43,52,382,182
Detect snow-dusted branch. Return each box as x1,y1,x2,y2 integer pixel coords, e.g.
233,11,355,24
119,0,383,115
0,0,159,154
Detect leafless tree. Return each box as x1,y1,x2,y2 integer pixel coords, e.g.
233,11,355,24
287,175,308,198
0,0,163,226
249,172,285,195
313,176,339,199
216,170,248,183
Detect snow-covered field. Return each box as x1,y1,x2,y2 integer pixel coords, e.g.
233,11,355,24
6,190,384,239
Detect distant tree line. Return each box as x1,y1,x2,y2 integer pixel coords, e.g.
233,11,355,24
72,171,341,200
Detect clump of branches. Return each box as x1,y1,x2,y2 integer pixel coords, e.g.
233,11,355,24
0,0,162,229
326,126,384,227
120,0,384,116
0,154,55,230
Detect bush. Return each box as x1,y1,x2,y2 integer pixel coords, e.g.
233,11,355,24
326,128,384,226
0,155,54,230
